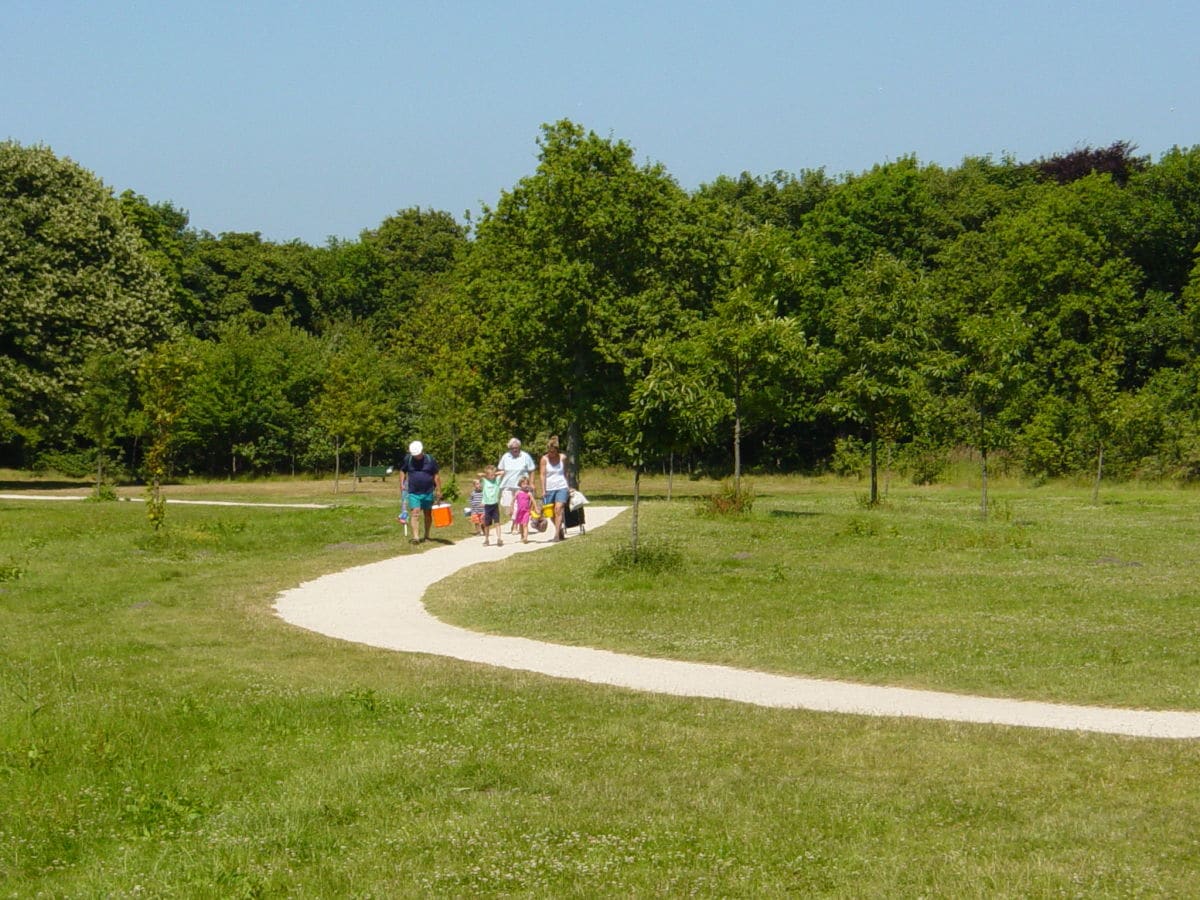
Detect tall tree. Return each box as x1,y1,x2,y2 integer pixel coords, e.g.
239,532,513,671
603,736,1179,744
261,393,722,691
0,142,176,456
466,120,706,470
181,232,322,334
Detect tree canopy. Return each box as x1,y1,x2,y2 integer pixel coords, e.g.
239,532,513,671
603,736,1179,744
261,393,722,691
4,132,1200,490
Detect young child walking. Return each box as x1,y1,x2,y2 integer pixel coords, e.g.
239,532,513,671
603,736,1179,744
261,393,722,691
467,477,484,535
511,476,535,543
480,465,504,546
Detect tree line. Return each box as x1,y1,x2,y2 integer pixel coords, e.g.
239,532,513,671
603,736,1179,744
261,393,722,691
3,124,1200,501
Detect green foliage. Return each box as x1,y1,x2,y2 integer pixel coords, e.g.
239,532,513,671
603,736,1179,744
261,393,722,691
467,120,706,461
30,449,95,479
439,478,461,503
85,483,118,502
0,141,177,449
825,251,935,501
177,318,326,475
829,435,868,478
79,351,137,491
596,538,683,575
9,132,1200,487
311,323,406,486
180,231,322,334
139,340,199,529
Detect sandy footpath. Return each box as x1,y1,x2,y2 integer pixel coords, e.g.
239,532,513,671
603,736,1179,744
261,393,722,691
270,505,1200,739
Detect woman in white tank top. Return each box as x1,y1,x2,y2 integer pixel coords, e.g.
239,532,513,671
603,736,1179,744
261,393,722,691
540,435,570,541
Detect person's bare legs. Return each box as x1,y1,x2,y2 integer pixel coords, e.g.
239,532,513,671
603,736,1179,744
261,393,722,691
554,502,566,540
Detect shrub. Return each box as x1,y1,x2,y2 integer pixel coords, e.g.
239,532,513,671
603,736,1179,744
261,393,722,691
829,436,868,479
597,539,684,575
697,478,755,516
31,449,94,479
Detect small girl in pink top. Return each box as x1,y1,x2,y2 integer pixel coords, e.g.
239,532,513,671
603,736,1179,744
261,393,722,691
512,477,535,543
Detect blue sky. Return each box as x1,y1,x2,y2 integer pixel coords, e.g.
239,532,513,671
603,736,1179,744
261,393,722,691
3,1,1197,244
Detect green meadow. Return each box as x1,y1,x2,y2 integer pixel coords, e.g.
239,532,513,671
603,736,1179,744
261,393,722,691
3,472,1200,897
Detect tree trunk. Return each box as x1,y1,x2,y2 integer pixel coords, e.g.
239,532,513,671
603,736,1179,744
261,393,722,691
978,409,988,520
1093,443,1104,504
980,446,989,522
631,466,641,563
869,424,878,505
566,421,583,488
884,439,892,498
667,452,674,502
733,407,742,495
333,438,342,495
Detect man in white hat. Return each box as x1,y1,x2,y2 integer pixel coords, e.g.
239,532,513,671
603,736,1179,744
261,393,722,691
497,437,535,533
399,440,441,543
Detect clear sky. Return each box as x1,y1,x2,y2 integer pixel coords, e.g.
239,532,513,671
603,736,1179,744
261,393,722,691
3,1,1197,245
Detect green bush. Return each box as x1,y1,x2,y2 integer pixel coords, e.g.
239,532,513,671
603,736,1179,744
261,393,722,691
597,539,684,575
829,436,868,479
697,478,755,516
31,449,94,479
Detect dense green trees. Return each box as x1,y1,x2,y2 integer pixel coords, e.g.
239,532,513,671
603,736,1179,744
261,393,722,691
465,120,712,469
0,142,176,455
4,131,1200,488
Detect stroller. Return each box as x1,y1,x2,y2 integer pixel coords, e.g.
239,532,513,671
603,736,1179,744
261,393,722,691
564,488,586,535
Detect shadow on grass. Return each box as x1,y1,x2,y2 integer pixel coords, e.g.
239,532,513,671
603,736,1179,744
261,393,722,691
0,480,93,491
769,509,820,519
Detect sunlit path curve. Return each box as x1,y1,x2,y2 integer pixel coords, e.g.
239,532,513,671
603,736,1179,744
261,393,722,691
273,506,1200,739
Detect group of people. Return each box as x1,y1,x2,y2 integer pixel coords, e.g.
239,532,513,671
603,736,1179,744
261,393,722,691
397,436,573,545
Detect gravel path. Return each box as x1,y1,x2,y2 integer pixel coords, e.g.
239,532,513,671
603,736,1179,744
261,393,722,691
0,493,330,509
274,505,1200,739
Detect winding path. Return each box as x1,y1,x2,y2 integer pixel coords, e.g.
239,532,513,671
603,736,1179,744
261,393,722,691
273,506,1200,739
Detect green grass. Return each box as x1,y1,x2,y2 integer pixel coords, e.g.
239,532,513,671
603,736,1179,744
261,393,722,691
2,476,1200,896
429,479,1200,709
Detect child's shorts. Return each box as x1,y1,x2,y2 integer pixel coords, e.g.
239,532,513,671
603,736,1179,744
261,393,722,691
483,504,501,526
470,512,484,525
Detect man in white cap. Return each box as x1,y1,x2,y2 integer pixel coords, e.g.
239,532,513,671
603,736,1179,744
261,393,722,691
497,437,535,533
399,440,441,543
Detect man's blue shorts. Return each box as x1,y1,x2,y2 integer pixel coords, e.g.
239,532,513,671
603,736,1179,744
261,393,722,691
407,491,435,511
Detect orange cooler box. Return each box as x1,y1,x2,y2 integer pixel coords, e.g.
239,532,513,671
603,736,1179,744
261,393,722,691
431,503,453,528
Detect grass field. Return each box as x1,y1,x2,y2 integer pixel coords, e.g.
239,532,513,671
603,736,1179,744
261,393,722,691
2,470,1200,896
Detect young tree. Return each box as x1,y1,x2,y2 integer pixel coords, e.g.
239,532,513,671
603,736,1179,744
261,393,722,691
825,253,933,504
138,340,198,530
312,326,407,492
952,309,1031,518
620,345,722,560
693,226,810,491
78,351,136,495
